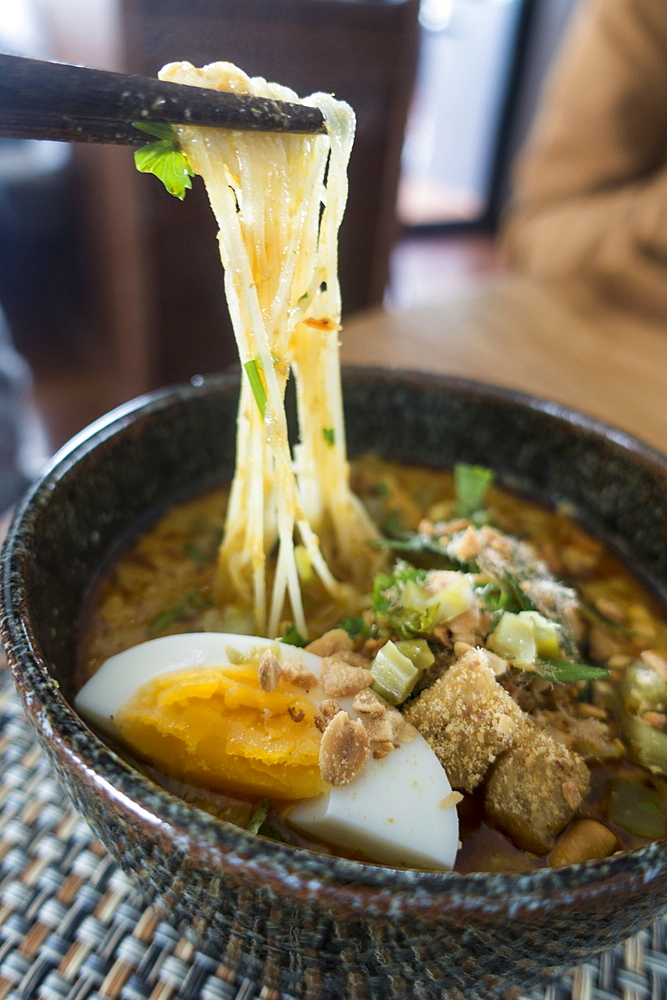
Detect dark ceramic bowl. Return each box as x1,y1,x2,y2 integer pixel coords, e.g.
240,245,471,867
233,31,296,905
4,367,667,1000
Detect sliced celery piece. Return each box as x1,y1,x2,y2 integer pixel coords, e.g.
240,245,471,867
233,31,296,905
396,639,435,673
490,612,536,669
608,780,667,840
621,709,667,776
371,640,419,706
518,610,561,659
622,661,667,713
430,574,474,624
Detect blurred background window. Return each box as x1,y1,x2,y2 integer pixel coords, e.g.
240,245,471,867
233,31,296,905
399,0,580,229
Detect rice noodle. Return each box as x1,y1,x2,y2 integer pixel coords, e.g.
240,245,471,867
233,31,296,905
159,62,380,637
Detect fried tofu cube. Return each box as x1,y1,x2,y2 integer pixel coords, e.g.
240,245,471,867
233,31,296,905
404,647,528,792
485,728,590,854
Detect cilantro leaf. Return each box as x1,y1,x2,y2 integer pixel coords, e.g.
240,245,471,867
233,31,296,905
455,463,495,519
134,133,195,200
322,427,335,447
281,624,307,647
133,121,174,141
339,616,369,640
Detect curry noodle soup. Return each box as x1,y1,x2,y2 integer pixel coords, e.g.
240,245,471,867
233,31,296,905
76,458,667,874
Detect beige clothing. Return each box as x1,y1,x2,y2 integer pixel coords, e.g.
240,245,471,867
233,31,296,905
504,0,667,318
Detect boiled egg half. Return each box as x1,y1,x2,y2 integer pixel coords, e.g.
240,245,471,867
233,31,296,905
75,633,459,870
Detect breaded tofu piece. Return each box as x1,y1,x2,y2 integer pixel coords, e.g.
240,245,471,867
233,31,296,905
485,728,590,854
404,647,528,792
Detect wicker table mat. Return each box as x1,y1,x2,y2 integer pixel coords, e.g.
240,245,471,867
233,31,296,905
2,664,667,1000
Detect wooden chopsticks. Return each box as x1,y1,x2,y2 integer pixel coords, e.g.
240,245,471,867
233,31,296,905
0,53,326,145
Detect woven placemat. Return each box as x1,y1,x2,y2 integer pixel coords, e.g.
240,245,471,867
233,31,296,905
1,663,666,1000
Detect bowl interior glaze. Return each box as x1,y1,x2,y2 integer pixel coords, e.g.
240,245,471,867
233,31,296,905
4,367,667,1000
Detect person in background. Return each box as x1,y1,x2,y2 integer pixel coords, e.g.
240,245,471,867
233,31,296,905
503,0,667,319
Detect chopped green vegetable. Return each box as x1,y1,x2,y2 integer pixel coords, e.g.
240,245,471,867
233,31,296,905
518,610,561,658
298,291,309,302
618,704,667,776
134,123,195,200
608,780,667,840
339,616,369,639
534,659,609,683
133,121,175,141
281,624,307,647
149,589,213,635
247,800,271,835
322,427,335,447
185,542,209,567
476,582,516,614
370,640,419,705
455,463,495,520
395,639,435,673
622,661,667,713
368,528,462,567
489,612,536,668
243,358,267,419
371,563,439,639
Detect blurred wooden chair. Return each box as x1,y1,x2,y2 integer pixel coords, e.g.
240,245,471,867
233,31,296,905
120,0,420,386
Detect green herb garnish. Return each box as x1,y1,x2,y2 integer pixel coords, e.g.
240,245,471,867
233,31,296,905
247,801,270,835
185,542,209,567
133,122,194,200
455,463,495,520
533,658,609,683
244,358,267,419
148,588,213,635
339,616,369,640
322,427,335,447
280,624,307,647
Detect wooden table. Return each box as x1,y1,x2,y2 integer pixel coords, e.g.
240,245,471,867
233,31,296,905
341,275,667,455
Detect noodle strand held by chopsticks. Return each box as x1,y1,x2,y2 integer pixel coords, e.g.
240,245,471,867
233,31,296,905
160,61,380,637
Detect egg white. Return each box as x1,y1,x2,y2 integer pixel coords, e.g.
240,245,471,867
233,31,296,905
75,633,459,870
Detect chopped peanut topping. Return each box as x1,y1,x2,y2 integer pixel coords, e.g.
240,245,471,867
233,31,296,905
372,741,395,760
352,688,388,716
306,629,354,657
281,660,318,689
320,657,372,698
448,526,483,562
258,650,282,692
397,720,417,743
319,711,370,785
288,706,305,722
319,699,342,726
363,708,404,743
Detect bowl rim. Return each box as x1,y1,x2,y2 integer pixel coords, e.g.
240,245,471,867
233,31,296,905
4,365,667,918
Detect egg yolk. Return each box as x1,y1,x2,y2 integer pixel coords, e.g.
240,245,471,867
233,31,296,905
113,661,328,799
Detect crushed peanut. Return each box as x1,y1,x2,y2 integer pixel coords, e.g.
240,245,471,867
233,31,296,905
306,629,354,657
258,650,282,692
363,708,404,743
288,706,305,722
320,657,372,698
319,711,370,785
372,741,395,759
281,660,318,689
319,698,342,726
352,688,387,716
